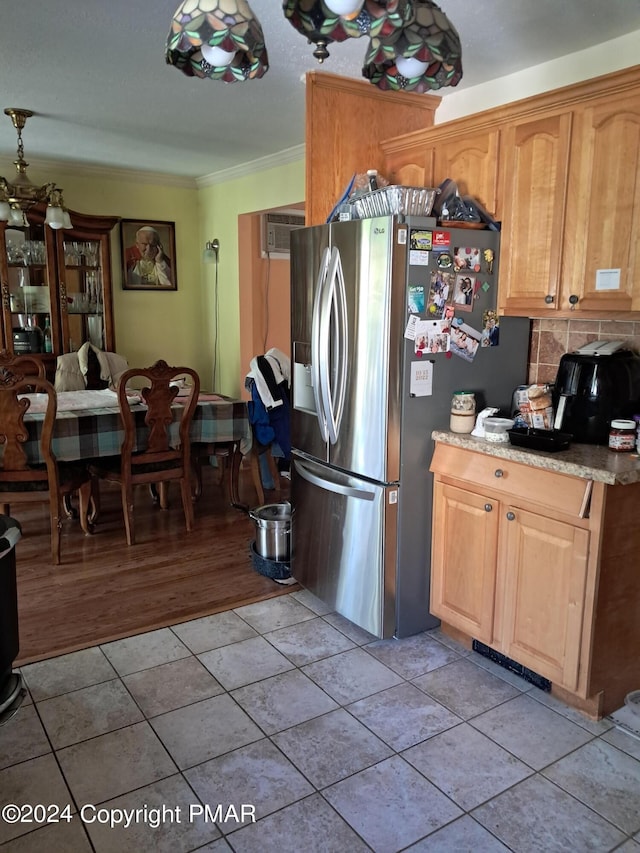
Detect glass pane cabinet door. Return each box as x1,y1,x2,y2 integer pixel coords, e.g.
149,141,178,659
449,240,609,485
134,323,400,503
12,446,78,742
1,208,117,367
4,224,52,354
61,239,105,352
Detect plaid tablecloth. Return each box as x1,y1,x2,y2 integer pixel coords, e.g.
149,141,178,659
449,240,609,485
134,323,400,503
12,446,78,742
23,395,251,464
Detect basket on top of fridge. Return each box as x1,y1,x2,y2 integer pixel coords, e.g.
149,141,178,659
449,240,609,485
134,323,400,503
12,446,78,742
348,185,439,219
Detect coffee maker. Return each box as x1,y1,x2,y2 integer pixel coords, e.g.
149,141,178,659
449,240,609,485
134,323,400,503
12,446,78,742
552,341,640,444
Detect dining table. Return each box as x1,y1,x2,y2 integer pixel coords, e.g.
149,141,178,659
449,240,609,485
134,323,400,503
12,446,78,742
22,388,252,510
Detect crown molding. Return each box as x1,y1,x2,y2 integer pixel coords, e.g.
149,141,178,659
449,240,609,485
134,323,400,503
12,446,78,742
0,155,198,189
1,145,305,190
196,144,305,188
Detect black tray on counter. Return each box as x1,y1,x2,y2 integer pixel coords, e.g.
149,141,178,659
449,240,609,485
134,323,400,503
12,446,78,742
508,427,572,452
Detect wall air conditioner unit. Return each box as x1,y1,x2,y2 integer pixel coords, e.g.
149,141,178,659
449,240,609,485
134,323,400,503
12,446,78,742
261,211,305,259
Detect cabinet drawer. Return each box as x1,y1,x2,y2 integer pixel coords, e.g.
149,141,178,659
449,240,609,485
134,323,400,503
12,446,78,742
430,444,591,518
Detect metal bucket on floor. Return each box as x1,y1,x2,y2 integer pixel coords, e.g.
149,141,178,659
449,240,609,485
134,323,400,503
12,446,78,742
249,502,291,562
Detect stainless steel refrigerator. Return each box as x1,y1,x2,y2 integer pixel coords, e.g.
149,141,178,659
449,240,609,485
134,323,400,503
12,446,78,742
290,215,529,639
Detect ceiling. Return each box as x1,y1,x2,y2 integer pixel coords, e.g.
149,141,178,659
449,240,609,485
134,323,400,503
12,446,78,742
0,1,638,181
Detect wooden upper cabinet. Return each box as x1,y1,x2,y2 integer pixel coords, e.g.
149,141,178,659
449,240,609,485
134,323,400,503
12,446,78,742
382,124,501,215
305,72,440,226
382,142,434,190
381,65,640,320
498,112,573,315
432,128,501,216
500,91,640,317
564,93,640,313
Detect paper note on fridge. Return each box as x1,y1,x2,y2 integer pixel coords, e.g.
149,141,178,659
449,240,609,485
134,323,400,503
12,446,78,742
404,314,419,340
410,360,433,397
413,319,450,355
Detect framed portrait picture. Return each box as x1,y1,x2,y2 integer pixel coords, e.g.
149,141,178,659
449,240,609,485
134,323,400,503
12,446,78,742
120,219,177,290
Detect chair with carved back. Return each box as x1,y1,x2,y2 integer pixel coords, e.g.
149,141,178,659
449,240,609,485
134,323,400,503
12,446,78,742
0,351,46,388
88,360,200,545
0,367,93,564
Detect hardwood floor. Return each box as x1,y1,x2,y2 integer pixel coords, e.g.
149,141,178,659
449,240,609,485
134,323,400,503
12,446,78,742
12,466,294,665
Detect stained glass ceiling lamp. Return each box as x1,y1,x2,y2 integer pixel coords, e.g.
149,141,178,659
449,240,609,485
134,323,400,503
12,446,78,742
165,0,268,83
362,0,462,92
0,109,72,230
282,0,410,63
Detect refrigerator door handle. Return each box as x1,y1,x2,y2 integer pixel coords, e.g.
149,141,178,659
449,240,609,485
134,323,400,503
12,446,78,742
320,247,348,445
317,248,334,442
293,458,375,501
325,247,348,445
311,247,331,442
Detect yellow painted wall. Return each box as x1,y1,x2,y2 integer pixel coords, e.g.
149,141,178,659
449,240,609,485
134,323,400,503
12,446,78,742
0,160,206,377
198,159,304,395
0,158,303,396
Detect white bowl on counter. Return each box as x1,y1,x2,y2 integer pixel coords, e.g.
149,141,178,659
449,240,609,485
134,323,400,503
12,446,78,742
483,417,515,443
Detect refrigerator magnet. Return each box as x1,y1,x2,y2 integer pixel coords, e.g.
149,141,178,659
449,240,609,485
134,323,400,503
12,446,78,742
409,249,429,266
454,246,482,271
408,284,425,313
427,271,453,319
409,229,432,251
433,230,451,248
452,274,476,312
450,322,482,362
435,251,453,269
482,248,495,274
415,333,427,354
442,304,455,332
414,319,450,354
481,310,500,347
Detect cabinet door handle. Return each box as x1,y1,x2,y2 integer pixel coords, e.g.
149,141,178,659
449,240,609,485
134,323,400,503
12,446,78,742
494,469,504,478
484,503,493,512
506,511,516,521
544,295,554,304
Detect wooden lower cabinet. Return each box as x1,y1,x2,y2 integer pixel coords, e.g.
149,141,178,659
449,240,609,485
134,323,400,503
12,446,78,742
430,442,640,718
500,507,589,692
431,482,499,644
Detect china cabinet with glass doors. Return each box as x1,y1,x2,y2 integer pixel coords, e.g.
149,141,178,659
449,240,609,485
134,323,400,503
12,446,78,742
0,205,119,377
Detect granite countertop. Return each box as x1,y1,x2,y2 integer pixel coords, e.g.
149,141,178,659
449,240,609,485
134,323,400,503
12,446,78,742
431,430,640,486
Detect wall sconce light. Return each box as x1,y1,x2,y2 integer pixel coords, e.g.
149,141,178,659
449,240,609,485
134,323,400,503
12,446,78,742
203,238,220,265
203,238,221,390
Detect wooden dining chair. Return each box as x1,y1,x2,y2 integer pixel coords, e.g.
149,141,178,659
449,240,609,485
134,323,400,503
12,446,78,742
89,360,200,545
0,351,46,387
0,367,93,564
191,441,237,504
248,434,281,507
191,432,280,509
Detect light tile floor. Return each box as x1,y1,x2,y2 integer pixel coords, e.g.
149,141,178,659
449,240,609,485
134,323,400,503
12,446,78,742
1,590,640,852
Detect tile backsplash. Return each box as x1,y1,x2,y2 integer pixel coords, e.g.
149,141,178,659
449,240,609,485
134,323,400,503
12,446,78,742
527,319,640,385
